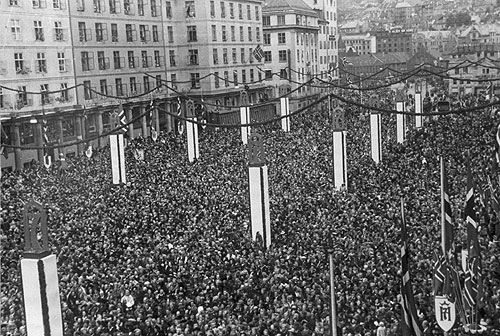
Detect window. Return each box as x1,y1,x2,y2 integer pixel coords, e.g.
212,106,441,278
141,50,149,67
240,48,245,63
139,25,149,42
265,70,272,79
100,79,108,95
238,3,243,19
36,52,47,73
113,51,123,69
115,78,125,96
242,69,246,83
249,48,253,63
170,74,177,88
256,27,260,42
277,15,285,25
188,49,198,65
83,81,92,100
124,0,133,15
278,32,286,44
126,24,136,42
263,33,270,45
231,26,235,42
60,83,69,102
187,26,197,42
109,0,119,13
220,1,226,18
223,48,228,64
250,69,254,82
213,48,218,65
33,0,47,8
58,52,67,72
111,24,118,42
247,4,251,20
222,26,227,41
11,19,21,40
210,1,215,17
15,53,26,73
130,77,138,94
155,75,162,89
233,70,238,86
95,23,107,42
263,16,270,26
143,76,150,92
190,73,200,89
280,69,287,79
81,51,94,71
255,5,259,20
211,25,217,41
248,27,252,41
167,26,174,43
97,51,109,70
239,26,244,42
169,50,176,66
76,0,85,10
165,1,172,18
232,48,237,64
78,22,90,42
152,25,159,42
54,21,64,41
154,50,162,67
229,2,234,18
138,0,144,15
128,51,137,68
17,86,28,107
185,0,195,17
214,72,220,88
224,71,229,87
93,0,104,12
264,51,272,62
151,0,158,16
34,21,44,41
9,0,19,5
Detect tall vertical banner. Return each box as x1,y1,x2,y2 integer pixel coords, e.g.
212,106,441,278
21,200,63,336
110,133,126,185
332,106,347,190
415,93,422,129
280,97,290,132
248,133,271,249
240,91,250,144
396,101,406,143
186,100,199,162
370,112,382,164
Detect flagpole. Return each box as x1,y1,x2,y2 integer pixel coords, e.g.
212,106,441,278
328,245,338,336
440,155,445,256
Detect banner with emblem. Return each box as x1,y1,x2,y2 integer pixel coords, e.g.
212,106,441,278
435,295,456,332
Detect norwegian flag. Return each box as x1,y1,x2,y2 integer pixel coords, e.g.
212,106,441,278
252,44,264,62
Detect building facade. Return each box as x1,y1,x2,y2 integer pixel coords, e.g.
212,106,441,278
372,28,413,54
342,33,376,55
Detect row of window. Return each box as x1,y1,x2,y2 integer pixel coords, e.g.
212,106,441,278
78,22,160,43
209,1,260,21
2,83,71,110
13,52,69,75
211,47,257,65
82,75,162,99
209,25,261,43
10,19,67,42
213,69,262,89
77,0,160,17
80,50,164,71
8,0,65,9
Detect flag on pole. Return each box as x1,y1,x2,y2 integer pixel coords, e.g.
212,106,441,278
493,124,500,174
487,176,500,217
253,44,264,62
433,254,447,295
440,157,454,259
117,103,128,135
399,199,423,336
464,162,481,310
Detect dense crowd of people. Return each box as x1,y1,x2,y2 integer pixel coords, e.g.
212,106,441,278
1,86,500,336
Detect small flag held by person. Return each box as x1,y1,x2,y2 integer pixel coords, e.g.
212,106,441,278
253,45,264,62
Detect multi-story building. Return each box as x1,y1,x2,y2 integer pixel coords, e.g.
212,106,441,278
70,0,168,142
412,30,455,58
339,19,369,35
304,0,339,81
372,27,413,54
0,0,77,168
167,0,266,108
262,0,322,109
342,33,376,55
